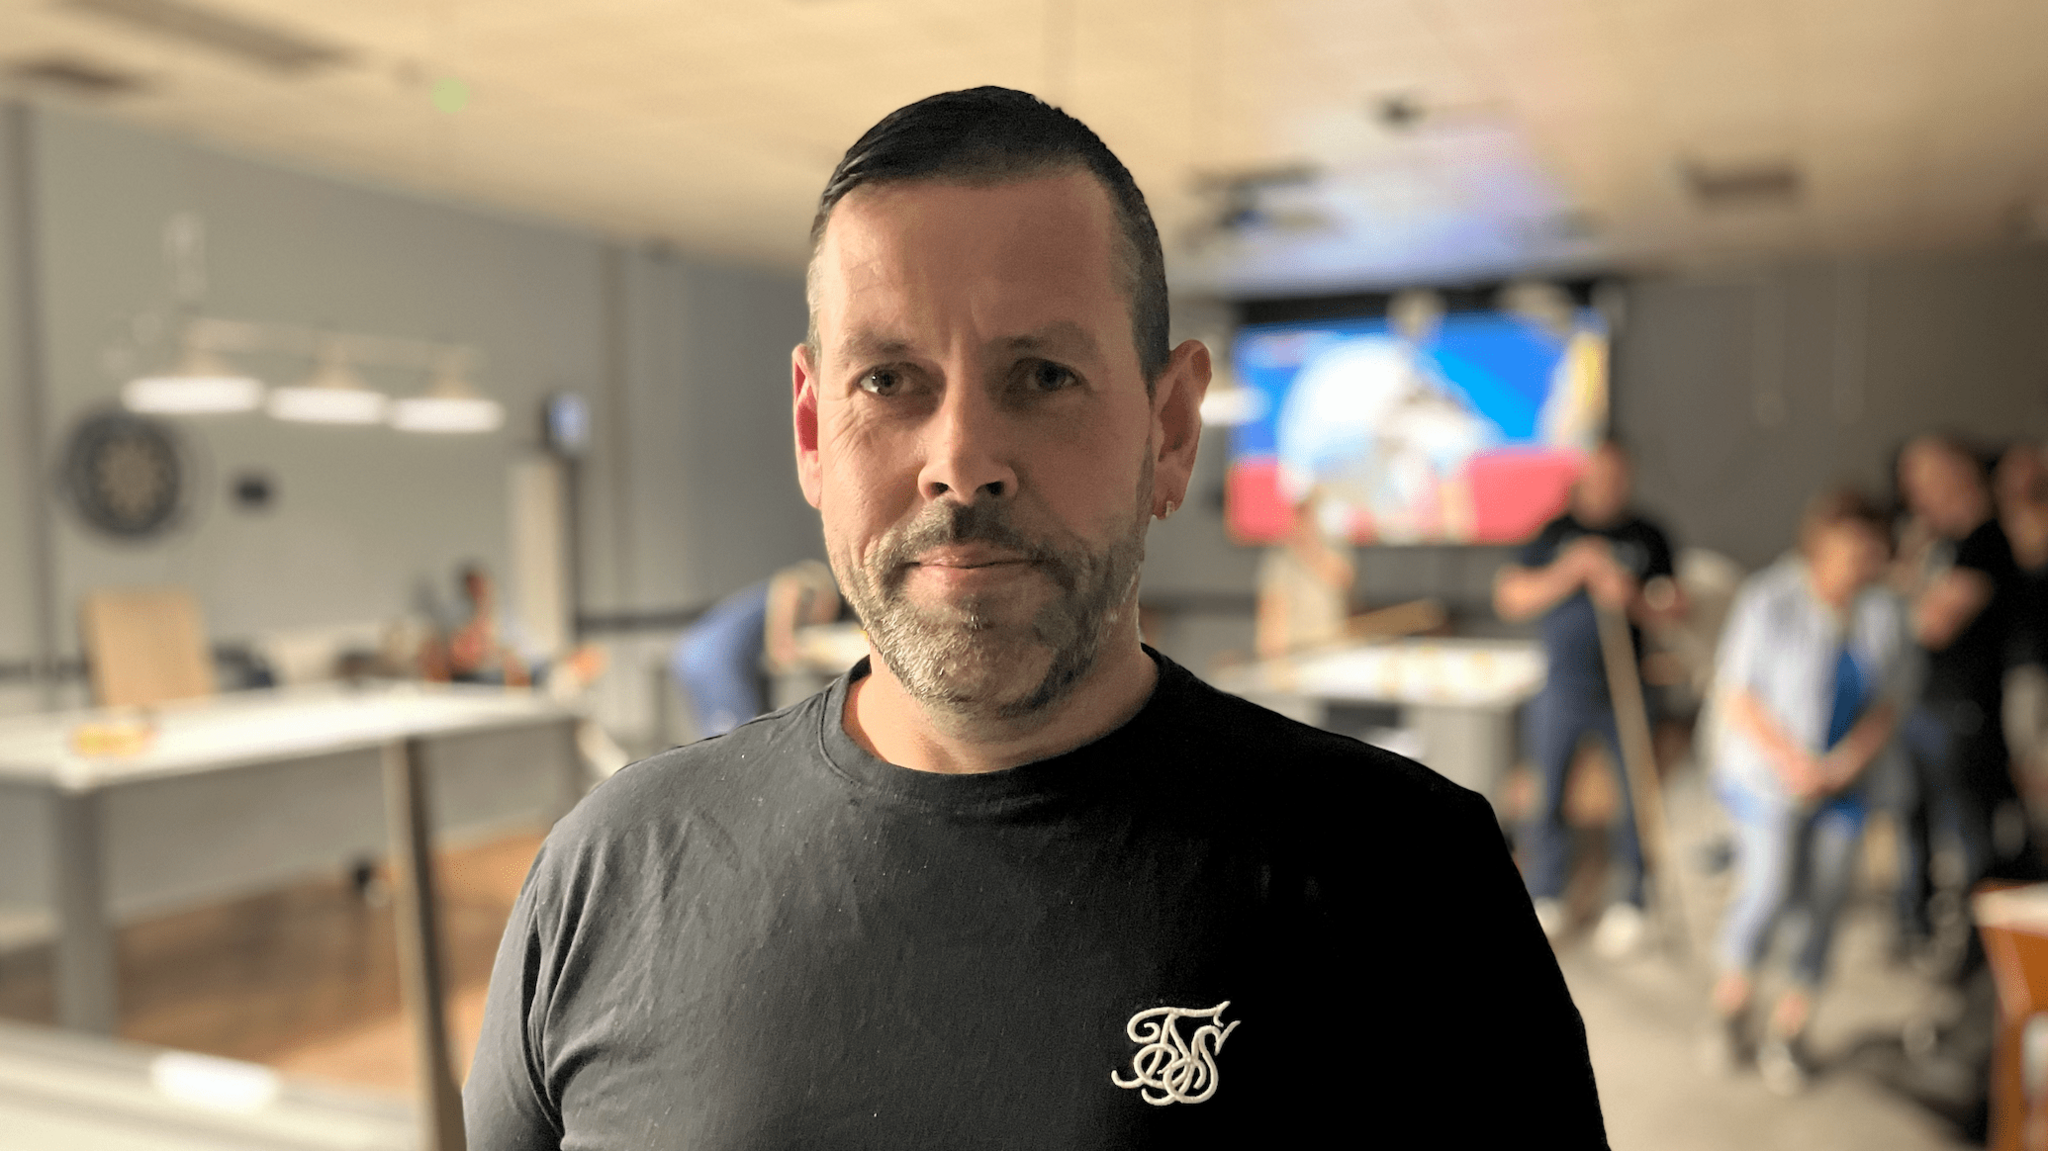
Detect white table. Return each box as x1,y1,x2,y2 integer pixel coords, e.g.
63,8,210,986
0,682,581,1037
0,1019,414,1150
1209,638,1546,800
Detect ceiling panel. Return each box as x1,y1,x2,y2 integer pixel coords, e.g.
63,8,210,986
0,0,2041,293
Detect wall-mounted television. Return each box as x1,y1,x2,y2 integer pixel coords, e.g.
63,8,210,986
1226,305,1608,545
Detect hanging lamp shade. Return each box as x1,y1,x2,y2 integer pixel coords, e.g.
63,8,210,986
267,345,388,425
122,343,264,415
390,354,504,434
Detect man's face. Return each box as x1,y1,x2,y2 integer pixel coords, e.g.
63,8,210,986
1573,447,1630,527
1810,521,1889,596
793,170,1203,725
1902,442,1986,537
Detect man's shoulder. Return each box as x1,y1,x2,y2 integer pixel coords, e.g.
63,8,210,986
1162,669,1490,829
544,698,822,858
1524,513,1578,548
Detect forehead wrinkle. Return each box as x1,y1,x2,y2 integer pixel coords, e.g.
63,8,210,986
837,327,915,365
813,175,1136,377
1005,320,1101,361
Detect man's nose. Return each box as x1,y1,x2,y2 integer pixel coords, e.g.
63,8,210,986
918,381,1018,504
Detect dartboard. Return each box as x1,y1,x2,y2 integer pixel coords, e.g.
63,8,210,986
63,411,185,539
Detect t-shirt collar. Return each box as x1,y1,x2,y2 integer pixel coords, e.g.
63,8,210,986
813,646,1182,815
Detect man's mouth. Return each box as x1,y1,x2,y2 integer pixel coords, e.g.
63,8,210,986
911,545,1032,569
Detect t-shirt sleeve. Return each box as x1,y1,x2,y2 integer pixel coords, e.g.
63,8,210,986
1518,517,1568,569
1954,522,2013,579
463,857,563,1151
1419,789,1610,1146
1640,521,1677,581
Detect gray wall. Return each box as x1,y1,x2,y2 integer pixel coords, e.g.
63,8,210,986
0,102,819,720
0,110,41,689
1617,251,2048,568
6,98,2048,712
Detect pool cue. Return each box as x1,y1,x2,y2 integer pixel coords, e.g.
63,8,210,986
1594,603,1691,959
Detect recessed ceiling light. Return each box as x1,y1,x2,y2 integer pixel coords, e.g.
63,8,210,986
59,0,350,75
1682,159,1802,210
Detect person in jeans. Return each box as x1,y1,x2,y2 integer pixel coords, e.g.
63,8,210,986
1706,489,1909,1093
1496,440,1685,956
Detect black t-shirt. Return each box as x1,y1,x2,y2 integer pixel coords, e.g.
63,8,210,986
464,651,1607,1150
1925,518,2022,706
1517,512,1676,688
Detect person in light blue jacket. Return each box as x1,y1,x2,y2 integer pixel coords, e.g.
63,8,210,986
1705,488,1912,1093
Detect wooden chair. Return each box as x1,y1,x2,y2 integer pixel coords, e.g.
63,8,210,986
78,587,215,708
1974,882,2048,1151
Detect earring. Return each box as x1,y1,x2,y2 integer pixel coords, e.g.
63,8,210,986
1158,498,1178,521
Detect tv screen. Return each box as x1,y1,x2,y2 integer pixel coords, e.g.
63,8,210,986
1226,308,1608,545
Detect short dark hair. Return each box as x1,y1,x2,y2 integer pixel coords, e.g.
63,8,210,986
1801,486,1893,554
806,87,1170,385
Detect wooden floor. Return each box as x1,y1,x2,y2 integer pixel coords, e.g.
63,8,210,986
0,830,544,1094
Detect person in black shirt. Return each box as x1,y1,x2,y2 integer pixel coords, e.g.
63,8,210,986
1897,436,2035,943
465,87,1606,1148
1495,441,1683,957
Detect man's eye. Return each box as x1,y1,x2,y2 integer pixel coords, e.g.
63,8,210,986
1029,362,1077,392
858,369,902,396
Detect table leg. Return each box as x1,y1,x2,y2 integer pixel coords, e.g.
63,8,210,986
383,738,467,1151
1409,704,1514,805
49,787,116,1034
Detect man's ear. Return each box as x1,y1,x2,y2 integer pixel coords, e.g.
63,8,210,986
794,343,823,509
1151,338,1211,511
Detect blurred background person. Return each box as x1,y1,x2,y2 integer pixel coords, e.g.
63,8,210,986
1895,435,2037,962
1702,489,1908,1095
1997,442,2048,828
1255,489,1357,659
1495,439,1685,955
670,560,841,737
421,563,531,686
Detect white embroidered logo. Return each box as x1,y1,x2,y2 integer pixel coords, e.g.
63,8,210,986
1111,1001,1240,1106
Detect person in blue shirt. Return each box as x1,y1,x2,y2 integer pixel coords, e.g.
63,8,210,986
670,561,841,737
1704,488,1909,1093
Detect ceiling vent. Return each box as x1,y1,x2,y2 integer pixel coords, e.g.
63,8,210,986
1682,158,1803,210
8,54,148,97
58,0,350,75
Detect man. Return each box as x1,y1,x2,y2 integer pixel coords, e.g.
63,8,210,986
1896,436,2033,948
467,87,1605,1148
1495,441,1682,956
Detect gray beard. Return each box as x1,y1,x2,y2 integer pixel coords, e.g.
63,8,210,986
832,472,1150,732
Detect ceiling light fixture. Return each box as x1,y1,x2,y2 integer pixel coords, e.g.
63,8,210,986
390,353,504,434
121,340,263,414
267,342,388,424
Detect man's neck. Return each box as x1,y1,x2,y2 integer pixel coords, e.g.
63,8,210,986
1573,506,1627,531
843,637,1159,774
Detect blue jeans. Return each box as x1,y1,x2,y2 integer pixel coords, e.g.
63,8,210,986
1522,683,1644,908
1717,777,1865,987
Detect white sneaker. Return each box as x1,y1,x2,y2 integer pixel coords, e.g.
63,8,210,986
1592,902,1647,960
1532,897,1568,942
